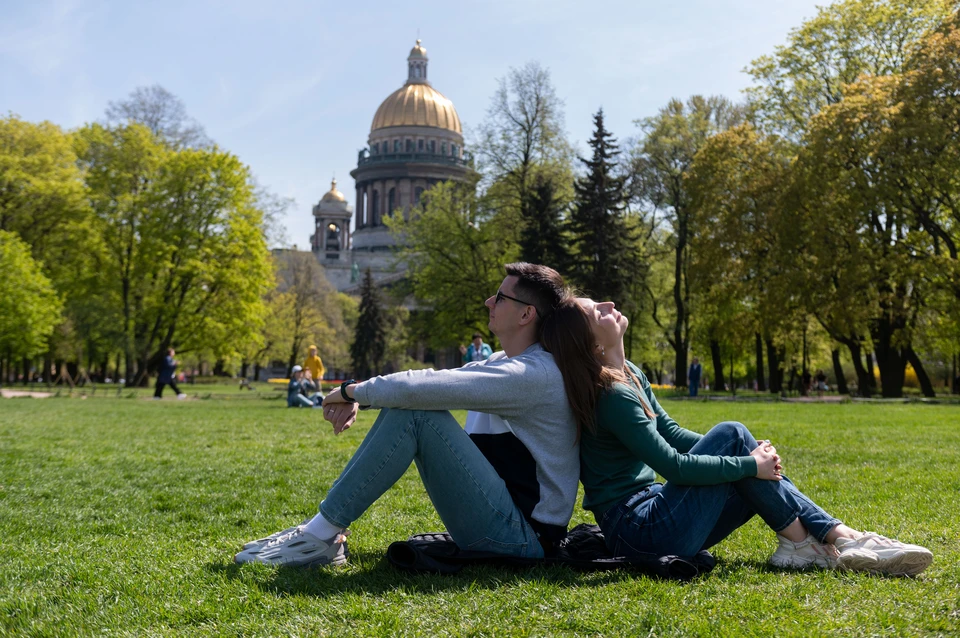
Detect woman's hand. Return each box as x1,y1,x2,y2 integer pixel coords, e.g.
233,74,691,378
751,440,783,481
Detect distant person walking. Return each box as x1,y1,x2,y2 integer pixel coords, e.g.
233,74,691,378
154,348,186,400
460,332,493,364
688,357,702,397
304,345,325,383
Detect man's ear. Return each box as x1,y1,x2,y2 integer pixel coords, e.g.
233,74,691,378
517,306,538,327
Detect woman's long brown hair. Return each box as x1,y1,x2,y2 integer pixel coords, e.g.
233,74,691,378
541,297,655,439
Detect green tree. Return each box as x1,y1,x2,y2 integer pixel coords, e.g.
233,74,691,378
477,62,573,273
387,181,518,347
630,95,742,387
687,124,797,393
0,230,62,374
569,109,635,309
351,269,387,378
76,123,272,385
745,0,952,139
271,251,346,376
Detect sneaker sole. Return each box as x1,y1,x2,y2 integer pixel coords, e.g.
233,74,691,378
769,554,835,570
838,548,933,576
234,543,350,567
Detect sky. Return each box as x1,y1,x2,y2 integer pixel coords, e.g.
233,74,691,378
2,0,827,247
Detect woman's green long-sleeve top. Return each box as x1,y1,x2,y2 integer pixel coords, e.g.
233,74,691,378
580,362,758,519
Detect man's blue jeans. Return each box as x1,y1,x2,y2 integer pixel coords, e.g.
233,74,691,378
319,408,544,559
599,421,841,557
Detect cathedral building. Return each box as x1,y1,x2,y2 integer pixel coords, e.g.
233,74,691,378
311,39,474,292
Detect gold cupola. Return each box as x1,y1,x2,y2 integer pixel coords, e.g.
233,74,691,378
369,40,462,134
320,178,346,203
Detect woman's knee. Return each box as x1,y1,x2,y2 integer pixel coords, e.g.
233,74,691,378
710,421,757,447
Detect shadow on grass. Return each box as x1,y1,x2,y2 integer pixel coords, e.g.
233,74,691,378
207,551,692,598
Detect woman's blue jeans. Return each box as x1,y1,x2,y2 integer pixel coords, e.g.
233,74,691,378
318,408,544,559
599,421,842,557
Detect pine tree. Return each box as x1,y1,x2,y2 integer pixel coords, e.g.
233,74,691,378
519,173,572,274
350,269,386,378
569,109,634,304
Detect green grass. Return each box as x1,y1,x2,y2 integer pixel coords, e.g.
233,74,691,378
1,397,957,636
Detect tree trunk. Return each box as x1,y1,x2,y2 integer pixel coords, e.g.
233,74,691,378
787,366,798,395
642,362,655,382
254,362,262,382
831,349,849,395
709,339,725,392
240,360,249,379
870,317,905,398
766,340,781,394
22,357,30,385
846,341,872,398
865,351,878,395
673,232,688,389
905,346,935,398
213,359,226,377
950,353,960,394
755,332,766,392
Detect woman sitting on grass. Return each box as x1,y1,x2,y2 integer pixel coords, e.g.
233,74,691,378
540,296,933,576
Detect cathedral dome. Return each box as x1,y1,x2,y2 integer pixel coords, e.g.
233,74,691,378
320,178,345,203
369,39,462,135
370,84,462,134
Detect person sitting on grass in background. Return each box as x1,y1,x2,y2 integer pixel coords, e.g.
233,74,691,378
154,348,186,400
286,366,315,408
460,332,493,364
539,296,934,577
304,345,325,383
235,263,578,568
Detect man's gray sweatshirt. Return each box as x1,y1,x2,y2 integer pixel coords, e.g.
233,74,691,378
353,343,579,543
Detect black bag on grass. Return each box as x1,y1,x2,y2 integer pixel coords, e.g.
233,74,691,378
386,523,715,580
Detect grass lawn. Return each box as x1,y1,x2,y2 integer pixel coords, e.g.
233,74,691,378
1,395,957,636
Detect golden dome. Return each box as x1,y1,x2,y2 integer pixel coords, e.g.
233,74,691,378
370,83,462,134
409,39,427,58
320,178,345,203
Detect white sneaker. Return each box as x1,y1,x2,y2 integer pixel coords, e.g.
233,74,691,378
768,534,839,569
177,393,187,400
234,526,350,567
835,532,933,576
241,519,309,550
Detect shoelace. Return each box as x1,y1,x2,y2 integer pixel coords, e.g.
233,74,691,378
265,526,306,548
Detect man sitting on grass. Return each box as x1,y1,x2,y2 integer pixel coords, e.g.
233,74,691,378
235,263,578,567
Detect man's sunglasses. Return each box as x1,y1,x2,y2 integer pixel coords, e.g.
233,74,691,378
495,290,534,306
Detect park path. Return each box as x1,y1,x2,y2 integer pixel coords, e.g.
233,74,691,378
1,388,52,399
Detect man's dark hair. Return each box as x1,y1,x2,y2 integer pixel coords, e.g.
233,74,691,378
472,332,483,340
504,262,567,327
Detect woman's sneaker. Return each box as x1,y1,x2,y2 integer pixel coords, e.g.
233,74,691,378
234,526,350,567
769,534,839,569
835,533,933,576
241,519,310,550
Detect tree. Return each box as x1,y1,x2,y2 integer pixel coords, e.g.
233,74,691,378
745,0,952,139
272,251,345,376
791,75,928,397
351,269,387,379
569,109,635,308
630,95,742,387
387,181,518,347
0,115,103,379
477,62,573,273
105,85,210,149
0,231,62,375
687,124,798,394
75,123,272,385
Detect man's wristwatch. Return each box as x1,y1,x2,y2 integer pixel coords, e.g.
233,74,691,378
340,379,357,403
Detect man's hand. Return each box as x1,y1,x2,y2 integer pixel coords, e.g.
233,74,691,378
458,344,467,355
751,439,783,481
322,400,358,435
